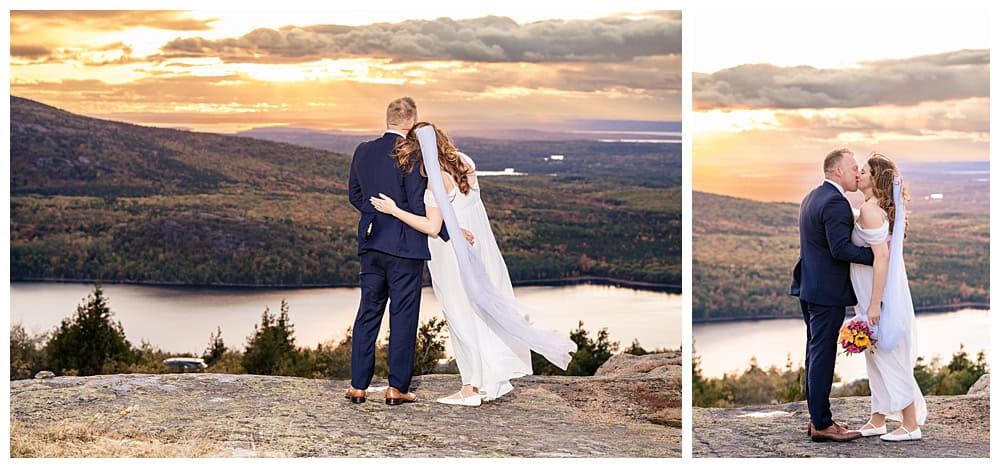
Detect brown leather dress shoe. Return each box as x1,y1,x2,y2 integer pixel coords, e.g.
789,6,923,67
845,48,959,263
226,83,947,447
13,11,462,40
345,387,366,404
809,422,861,442
806,420,850,435
385,386,416,406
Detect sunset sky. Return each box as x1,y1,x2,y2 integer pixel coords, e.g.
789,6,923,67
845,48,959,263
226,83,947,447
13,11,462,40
8,7,681,134
690,10,990,202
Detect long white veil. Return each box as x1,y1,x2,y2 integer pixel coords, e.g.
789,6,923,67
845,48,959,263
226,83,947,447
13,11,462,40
415,126,576,370
876,175,915,359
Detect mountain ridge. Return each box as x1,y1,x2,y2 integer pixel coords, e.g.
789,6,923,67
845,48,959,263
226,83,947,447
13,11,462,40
11,95,350,197
10,96,681,286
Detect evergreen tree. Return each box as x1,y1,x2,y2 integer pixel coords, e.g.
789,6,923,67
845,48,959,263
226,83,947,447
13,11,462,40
564,321,618,376
413,318,448,375
242,300,299,375
11,324,45,380
202,326,227,367
532,321,619,376
624,338,648,356
692,345,711,406
43,284,136,375
313,328,352,378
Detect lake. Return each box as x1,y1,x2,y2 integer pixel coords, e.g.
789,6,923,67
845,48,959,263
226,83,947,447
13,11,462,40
10,282,680,357
693,308,989,382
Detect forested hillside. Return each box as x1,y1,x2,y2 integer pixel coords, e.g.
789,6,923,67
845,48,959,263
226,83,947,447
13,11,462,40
10,96,680,286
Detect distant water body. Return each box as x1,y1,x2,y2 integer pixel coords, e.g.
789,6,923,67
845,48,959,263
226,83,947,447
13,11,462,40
11,282,680,357
694,308,989,382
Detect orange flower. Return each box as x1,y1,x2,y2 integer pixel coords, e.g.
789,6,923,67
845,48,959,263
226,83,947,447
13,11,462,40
838,326,854,344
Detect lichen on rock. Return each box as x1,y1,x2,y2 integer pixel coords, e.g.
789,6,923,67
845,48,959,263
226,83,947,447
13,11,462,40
11,352,680,458
693,393,989,458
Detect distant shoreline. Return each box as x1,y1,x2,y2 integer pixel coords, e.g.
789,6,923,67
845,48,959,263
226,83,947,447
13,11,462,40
11,276,681,294
693,302,990,325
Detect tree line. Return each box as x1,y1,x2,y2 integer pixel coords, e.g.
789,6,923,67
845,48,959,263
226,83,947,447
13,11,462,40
692,345,988,408
11,284,656,381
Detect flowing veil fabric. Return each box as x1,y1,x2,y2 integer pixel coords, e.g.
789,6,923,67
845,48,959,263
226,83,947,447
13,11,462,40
877,176,915,358
415,126,576,370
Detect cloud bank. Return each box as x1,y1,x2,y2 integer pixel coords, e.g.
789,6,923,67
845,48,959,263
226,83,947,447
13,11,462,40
694,49,989,110
161,12,681,63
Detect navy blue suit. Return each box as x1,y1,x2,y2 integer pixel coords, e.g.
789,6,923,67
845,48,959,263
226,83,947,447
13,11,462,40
790,181,874,431
347,131,446,393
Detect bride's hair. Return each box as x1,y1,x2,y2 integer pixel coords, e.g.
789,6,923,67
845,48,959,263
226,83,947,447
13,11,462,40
392,122,473,195
868,153,910,238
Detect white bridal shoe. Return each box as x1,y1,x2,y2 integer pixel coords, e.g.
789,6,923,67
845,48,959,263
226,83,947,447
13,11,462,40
880,427,922,441
436,391,483,407
858,423,887,437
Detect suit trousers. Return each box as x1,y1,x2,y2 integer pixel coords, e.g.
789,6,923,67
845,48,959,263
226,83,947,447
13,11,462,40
351,251,424,393
800,300,846,431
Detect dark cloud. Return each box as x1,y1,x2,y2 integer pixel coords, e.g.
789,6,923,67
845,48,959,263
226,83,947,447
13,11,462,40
416,55,679,93
10,41,142,66
160,13,680,63
694,49,989,110
10,44,51,59
862,48,988,67
11,11,216,33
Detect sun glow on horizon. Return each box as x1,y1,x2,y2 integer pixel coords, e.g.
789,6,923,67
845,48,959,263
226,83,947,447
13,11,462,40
691,109,782,135
10,9,682,131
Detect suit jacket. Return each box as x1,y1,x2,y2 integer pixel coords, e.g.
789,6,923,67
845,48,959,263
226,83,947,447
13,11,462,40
790,181,875,306
348,132,446,259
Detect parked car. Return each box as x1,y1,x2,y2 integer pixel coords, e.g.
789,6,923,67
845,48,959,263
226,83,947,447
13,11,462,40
163,357,207,372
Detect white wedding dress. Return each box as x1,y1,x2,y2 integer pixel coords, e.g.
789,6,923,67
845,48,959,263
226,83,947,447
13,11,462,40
424,153,533,400
850,219,927,425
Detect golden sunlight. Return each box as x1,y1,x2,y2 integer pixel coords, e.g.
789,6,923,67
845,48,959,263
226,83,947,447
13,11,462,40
690,109,781,135
9,9,682,131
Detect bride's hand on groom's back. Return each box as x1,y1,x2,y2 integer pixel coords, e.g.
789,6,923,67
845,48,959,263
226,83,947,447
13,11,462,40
461,229,475,246
370,193,398,215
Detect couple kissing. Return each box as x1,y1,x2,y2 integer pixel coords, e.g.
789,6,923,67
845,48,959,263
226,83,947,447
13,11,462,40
792,148,926,443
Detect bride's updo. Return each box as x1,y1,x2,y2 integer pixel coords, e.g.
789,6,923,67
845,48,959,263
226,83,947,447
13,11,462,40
392,122,473,195
868,153,910,238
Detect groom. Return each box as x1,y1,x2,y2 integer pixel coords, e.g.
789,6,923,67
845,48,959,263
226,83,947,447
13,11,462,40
791,148,874,442
345,97,448,406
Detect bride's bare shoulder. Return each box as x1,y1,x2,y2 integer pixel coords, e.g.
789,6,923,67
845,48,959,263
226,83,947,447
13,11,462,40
858,200,887,229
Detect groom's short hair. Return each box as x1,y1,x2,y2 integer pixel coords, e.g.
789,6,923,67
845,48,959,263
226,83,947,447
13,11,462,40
824,148,853,174
386,97,417,127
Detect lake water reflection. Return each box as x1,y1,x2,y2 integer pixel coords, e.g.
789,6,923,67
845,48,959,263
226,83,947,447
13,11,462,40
694,309,989,382
10,282,680,358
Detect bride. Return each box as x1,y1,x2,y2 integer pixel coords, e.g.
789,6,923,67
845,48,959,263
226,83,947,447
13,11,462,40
370,122,575,406
850,153,927,441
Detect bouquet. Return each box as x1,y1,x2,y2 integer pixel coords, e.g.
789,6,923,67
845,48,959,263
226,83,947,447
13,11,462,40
839,318,877,355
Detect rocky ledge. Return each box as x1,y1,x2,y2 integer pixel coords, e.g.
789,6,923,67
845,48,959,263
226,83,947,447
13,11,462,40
11,351,679,458
694,374,989,458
